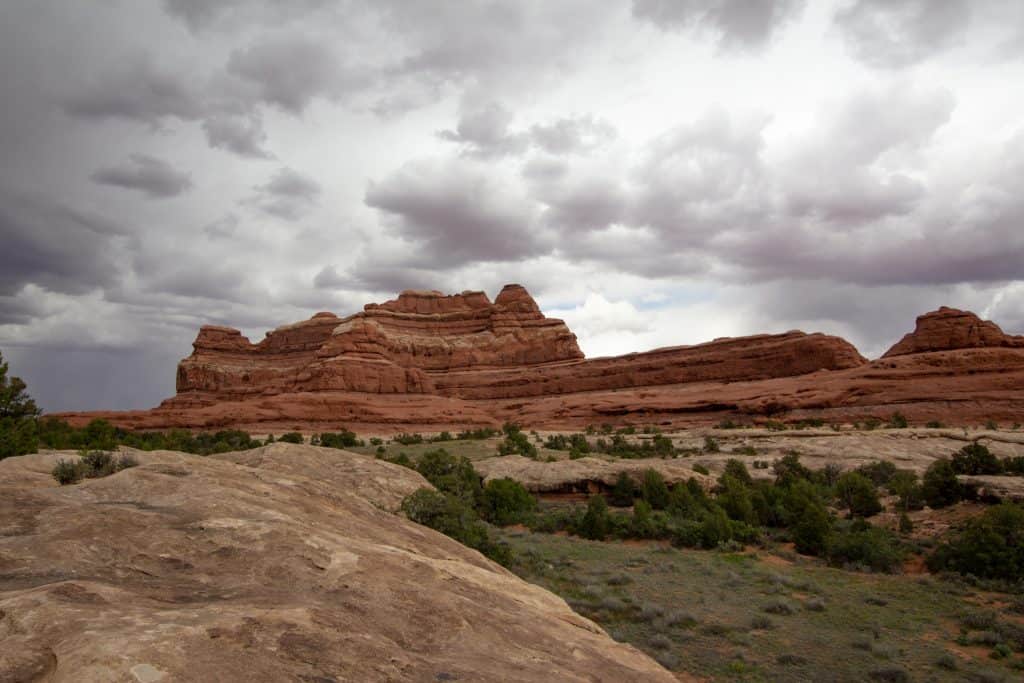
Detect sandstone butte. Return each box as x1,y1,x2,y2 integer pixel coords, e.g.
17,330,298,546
0,443,676,682
58,288,1024,431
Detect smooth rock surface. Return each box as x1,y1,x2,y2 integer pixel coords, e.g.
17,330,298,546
0,444,675,682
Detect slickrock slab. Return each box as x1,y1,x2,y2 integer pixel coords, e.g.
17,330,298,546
0,444,675,682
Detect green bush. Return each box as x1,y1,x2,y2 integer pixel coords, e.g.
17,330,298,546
791,498,832,556
415,449,482,506
393,432,425,445
51,450,138,485
641,469,670,510
773,453,812,487
927,503,1024,580
0,351,41,460
889,412,908,429
834,472,883,518
400,488,510,566
887,470,925,511
716,475,756,525
826,523,902,572
278,432,303,444
578,495,610,540
497,423,538,458
703,436,720,453
318,430,361,448
609,472,636,507
855,460,897,486
922,459,963,508
720,458,753,486
480,478,536,526
950,443,1002,475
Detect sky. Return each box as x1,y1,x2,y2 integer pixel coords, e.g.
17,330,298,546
2,0,1024,412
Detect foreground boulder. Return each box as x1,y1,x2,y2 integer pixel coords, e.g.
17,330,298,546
0,444,674,682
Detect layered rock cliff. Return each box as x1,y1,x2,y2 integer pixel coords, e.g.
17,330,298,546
56,290,1024,430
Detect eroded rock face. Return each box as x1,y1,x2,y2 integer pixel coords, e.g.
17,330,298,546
56,291,1024,430
883,307,1024,357
0,444,676,682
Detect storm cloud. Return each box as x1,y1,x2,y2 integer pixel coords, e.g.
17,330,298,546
1,0,1022,412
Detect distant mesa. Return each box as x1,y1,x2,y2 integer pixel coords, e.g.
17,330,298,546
56,287,1024,430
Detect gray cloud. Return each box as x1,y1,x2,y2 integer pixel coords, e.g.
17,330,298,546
226,35,365,114
91,154,193,199
63,57,204,126
365,159,548,267
439,105,616,158
201,113,272,158
835,0,970,68
247,167,322,220
0,190,128,296
632,0,804,49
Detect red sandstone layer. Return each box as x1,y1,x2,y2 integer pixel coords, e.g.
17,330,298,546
55,292,1024,431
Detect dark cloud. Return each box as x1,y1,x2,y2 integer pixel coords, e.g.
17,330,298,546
0,190,128,296
226,35,366,114
365,159,548,267
835,0,970,68
201,113,272,158
63,57,204,125
632,0,804,49
162,0,332,32
90,154,193,199
247,167,322,220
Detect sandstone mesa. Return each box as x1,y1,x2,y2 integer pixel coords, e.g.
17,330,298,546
59,285,1024,431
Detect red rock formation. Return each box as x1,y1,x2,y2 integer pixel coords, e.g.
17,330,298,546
56,294,1024,431
883,307,1024,357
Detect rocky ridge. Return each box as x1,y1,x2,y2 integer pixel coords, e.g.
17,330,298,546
57,293,1024,430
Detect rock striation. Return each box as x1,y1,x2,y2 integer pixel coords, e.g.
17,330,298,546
0,444,676,682
56,291,1024,430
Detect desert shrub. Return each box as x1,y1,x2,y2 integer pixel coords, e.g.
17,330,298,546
400,488,510,565
818,462,844,486
278,432,303,444
641,469,670,510
1002,456,1024,475
578,495,610,540
763,599,796,615
826,523,902,573
889,412,908,429
51,450,138,485
455,427,498,440
480,478,536,526
692,464,709,475
888,470,925,511
703,436,720,453
415,449,482,506
319,430,361,448
369,437,383,446
51,459,80,485
856,460,898,486
791,497,832,556
834,472,883,518
898,512,914,534
430,431,453,442
926,420,944,429
927,503,1024,581
773,453,812,487
716,475,756,525
922,459,963,508
392,432,424,445
951,443,1003,475
630,499,659,539
720,458,753,486
608,471,637,507
497,423,538,458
